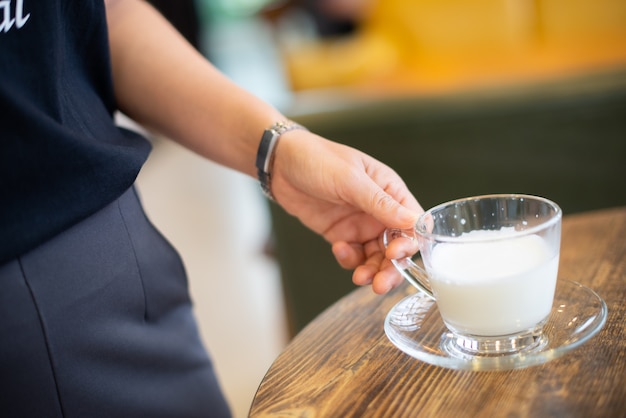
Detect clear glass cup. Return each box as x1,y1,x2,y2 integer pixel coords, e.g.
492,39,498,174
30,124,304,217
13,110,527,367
384,194,562,357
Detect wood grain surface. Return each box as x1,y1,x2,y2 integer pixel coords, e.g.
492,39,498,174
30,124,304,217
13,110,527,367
250,207,626,418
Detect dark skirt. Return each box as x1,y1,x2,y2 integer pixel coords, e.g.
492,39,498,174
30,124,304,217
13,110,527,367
0,187,231,417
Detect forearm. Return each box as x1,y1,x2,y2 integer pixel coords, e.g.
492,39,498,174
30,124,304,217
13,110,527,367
105,0,284,177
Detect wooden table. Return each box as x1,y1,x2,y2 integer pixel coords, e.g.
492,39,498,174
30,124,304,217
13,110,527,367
250,207,626,417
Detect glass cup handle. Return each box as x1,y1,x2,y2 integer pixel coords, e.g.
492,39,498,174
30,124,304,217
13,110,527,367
383,228,435,299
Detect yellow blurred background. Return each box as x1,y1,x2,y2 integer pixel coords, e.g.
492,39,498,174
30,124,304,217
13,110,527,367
270,0,626,94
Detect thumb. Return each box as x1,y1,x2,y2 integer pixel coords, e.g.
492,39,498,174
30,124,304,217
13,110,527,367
365,186,422,230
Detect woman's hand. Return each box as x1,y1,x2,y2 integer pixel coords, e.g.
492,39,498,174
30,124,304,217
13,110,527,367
105,0,423,294
270,130,423,294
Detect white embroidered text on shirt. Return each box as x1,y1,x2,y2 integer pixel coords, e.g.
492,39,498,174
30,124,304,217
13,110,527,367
0,0,30,33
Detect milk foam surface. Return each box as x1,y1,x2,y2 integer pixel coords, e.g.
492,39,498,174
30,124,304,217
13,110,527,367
428,231,559,336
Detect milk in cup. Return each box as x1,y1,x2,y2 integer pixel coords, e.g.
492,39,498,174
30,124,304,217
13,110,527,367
426,229,559,336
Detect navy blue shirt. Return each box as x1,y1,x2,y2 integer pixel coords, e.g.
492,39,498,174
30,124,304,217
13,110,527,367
0,0,152,265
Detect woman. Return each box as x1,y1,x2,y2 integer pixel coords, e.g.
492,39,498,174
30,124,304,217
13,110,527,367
0,0,422,416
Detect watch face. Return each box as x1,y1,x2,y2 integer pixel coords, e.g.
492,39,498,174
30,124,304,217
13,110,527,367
256,129,277,172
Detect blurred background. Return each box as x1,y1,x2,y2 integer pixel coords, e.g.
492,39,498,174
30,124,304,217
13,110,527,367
129,1,626,416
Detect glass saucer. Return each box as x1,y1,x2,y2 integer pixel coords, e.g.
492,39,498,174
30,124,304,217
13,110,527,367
384,279,607,371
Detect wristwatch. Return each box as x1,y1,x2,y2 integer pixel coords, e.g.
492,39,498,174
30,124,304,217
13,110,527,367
255,120,307,200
